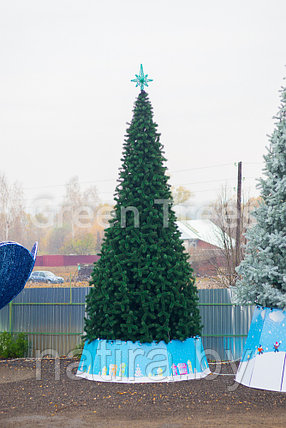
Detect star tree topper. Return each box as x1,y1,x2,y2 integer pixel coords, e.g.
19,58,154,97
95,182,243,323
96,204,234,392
131,64,153,90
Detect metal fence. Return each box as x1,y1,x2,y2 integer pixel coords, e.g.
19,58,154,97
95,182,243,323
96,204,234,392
0,288,254,360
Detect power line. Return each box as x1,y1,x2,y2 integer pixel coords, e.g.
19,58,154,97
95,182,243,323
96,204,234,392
21,176,258,199
23,162,262,191
24,163,237,190
168,162,234,174
171,177,237,187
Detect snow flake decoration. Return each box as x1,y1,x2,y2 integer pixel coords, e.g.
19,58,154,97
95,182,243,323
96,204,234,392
131,64,153,91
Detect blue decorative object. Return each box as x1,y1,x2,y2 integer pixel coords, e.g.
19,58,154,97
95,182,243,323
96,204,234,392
236,306,286,392
131,64,153,91
77,337,210,383
0,241,38,310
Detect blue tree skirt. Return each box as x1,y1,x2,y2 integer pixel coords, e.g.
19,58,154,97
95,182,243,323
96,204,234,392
77,337,210,383
236,306,286,392
0,241,38,310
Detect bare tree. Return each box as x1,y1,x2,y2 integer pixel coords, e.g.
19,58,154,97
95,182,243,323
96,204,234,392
62,176,82,239
59,176,99,238
172,185,194,220
172,185,193,206
0,173,25,242
43,176,101,254
205,186,261,286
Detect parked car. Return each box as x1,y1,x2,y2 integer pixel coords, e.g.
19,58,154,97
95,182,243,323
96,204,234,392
29,271,64,284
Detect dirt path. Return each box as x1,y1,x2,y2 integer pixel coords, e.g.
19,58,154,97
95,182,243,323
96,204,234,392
0,359,286,427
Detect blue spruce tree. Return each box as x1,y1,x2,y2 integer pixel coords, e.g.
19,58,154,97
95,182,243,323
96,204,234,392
235,81,286,308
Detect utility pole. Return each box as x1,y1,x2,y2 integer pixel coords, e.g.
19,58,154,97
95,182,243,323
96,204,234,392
235,161,242,267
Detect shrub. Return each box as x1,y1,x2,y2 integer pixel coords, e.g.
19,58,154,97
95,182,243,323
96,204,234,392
0,332,29,358
72,340,84,360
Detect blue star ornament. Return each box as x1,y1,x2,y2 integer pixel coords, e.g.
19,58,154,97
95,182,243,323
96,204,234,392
131,64,153,91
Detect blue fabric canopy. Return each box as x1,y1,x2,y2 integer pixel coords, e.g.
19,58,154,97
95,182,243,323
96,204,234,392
0,242,38,310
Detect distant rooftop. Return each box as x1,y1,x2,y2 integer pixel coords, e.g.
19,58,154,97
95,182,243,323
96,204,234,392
177,219,233,250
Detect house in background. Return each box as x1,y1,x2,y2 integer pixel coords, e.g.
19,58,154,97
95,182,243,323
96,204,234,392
176,219,233,276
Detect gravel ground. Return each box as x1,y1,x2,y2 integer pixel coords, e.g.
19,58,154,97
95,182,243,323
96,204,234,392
0,359,286,427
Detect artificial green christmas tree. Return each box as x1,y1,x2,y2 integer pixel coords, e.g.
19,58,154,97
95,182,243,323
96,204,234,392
235,81,286,309
84,68,201,344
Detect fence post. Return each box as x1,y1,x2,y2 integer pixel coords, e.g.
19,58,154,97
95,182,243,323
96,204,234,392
9,300,13,334
69,274,72,304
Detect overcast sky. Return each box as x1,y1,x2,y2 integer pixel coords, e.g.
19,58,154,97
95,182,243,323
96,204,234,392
1,0,286,213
